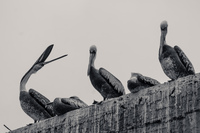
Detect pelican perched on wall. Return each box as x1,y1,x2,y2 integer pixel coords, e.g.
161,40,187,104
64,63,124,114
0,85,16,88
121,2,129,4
87,45,125,100
50,96,88,116
127,73,160,93
159,21,195,80
20,44,67,123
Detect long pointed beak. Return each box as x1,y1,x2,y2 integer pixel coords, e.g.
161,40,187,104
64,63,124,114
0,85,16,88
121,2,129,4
33,44,54,66
87,66,90,76
33,44,67,66
43,54,68,65
87,53,94,76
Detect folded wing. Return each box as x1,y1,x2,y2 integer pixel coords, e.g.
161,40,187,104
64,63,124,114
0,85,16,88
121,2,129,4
29,89,55,116
174,45,195,74
99,68,125,95
138,75,160,86
61,98,88,108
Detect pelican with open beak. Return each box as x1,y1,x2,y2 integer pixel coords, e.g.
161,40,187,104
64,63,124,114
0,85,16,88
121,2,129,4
20,44,67,123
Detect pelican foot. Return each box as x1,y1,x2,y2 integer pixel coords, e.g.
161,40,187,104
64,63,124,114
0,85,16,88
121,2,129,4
92,100,99,104
168,79,174,82
96,100,105,105
26,123,33,126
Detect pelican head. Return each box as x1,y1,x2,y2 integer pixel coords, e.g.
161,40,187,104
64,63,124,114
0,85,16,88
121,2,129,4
89,45,97,55
20,44,67,90
52,97,74,116
70,96,80,100
160,20,168,31
31,63,45,74
129,73,141,81
87,45,97,76
31,45,67,74
30,44,67,74
160,20,168,47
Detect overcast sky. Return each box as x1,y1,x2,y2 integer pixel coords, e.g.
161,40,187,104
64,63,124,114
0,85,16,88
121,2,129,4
1,1,200,132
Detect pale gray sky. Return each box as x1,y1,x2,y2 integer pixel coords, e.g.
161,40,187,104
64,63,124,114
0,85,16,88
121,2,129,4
1,1,200,132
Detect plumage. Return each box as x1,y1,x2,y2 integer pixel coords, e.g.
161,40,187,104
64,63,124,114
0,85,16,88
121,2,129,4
173,46,195,74
159,21,195,80
20,44,67,122
20,91,52,122
87,45,125,100
52,96,88,116
29,89,55,116
127,73,160,93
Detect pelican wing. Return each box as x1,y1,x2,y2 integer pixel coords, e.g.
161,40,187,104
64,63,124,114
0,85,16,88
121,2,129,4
99,68,125,95
174,45,195,74
138,75,160,86
61,98,88,108
29,89,55,116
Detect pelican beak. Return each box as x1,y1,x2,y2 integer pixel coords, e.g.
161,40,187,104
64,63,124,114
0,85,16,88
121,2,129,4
87,66,90,76
87,52,95,76
43,54,68,65
33,44,67,66
21,45,67,85
33,44,54,66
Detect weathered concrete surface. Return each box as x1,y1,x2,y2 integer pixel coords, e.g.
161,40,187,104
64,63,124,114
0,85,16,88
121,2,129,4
10,73,200,133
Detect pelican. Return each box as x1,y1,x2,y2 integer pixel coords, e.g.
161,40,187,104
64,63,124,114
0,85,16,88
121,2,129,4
127,73,160,93
20,44,67,123
159,21,195,80
50,96,88,116
87,45,125,100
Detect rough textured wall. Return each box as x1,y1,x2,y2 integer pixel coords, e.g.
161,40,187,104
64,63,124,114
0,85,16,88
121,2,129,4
10,73,200,133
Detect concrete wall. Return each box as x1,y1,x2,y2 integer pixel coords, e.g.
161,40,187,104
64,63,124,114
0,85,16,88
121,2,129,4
10,73,200,133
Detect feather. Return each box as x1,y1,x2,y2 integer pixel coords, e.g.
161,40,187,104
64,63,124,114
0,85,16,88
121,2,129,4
29,89,55,116
99,68,125,95
174,45,195,74
138,75,160,86
61,97,88,108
